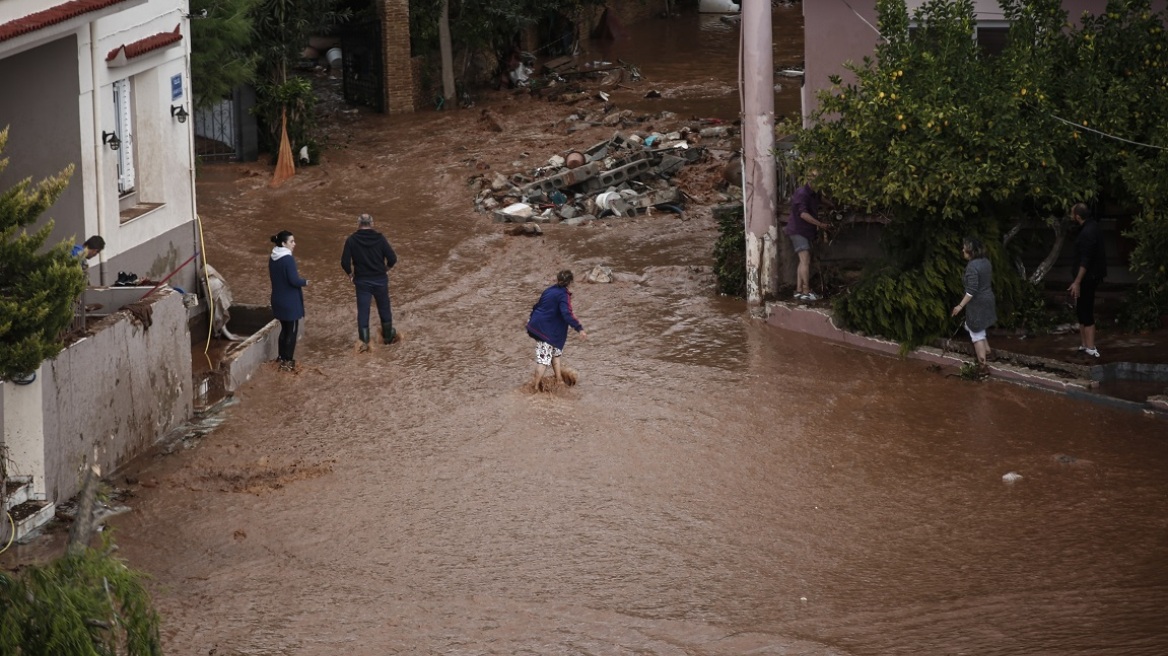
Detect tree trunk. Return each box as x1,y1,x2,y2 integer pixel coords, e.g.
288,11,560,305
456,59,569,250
66,464,101,556
1028,220,1066,285
439,0,456,105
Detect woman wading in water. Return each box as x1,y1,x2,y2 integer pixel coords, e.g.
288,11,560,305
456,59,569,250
951,236,997,378
525,270,589,390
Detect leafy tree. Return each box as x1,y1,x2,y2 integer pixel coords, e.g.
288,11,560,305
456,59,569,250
1,466,162,655
409,0,606,84
794,0,1168,344
189,0,259,109
0,127,85,381
1059,1,1168,327
0,543,162,655
250,0,351,152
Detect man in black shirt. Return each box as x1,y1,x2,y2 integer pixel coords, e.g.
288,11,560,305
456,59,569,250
1068,203,1106,358
341,213,398,351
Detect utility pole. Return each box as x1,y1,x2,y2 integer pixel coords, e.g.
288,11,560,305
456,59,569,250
741,0,777,305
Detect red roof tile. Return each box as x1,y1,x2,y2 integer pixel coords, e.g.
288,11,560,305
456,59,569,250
106,24,181,63
0,0,131,44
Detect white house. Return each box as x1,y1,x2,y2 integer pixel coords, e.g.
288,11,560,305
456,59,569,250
0,0,199,291
0,0,200,539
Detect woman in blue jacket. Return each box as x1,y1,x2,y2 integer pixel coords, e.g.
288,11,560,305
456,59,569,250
269,230,307,371
526,269,588,389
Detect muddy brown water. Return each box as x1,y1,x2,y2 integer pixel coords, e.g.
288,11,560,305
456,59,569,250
7,7,1168,655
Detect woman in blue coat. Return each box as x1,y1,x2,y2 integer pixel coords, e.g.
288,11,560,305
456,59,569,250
269,230,307,371
526,269,588,389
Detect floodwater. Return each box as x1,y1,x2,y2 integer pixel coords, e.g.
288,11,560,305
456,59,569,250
9,6,1168,655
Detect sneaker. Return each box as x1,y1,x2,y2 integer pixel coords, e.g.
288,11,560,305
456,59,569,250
1083,348,1100,358
804,292,822,301
794,293,808,301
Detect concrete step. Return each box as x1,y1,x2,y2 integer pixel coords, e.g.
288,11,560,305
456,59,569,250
3,476,32,511
3,499,55,545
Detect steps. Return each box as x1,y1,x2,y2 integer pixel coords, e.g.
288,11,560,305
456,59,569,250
2,477,55,545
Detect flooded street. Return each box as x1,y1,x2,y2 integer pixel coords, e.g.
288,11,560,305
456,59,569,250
10,6,1168,655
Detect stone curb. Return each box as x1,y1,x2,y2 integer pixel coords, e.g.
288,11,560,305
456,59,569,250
763,300,1167,418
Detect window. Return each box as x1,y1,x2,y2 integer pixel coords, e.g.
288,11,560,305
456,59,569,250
906,22,1010,58
976,26,1009,58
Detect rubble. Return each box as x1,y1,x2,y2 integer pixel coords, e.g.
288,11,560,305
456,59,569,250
474,55,744,231
476,121,737,226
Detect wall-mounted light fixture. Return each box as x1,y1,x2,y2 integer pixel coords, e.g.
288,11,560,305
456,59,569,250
102,131,121,151
170,104,189,123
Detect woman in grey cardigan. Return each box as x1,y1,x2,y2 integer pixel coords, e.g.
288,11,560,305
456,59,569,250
951,236,997,374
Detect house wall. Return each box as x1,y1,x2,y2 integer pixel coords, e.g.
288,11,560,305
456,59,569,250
102,219,199,290
0,37,86,276
0,0,197,289
40,289,192,504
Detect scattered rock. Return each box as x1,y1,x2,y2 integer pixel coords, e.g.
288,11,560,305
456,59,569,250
585,265,614,283
506,223,543,237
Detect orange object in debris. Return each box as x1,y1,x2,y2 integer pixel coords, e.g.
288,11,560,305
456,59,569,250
270,108,295,188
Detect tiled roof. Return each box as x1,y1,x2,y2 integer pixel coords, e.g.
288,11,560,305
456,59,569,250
107,24,181,63
0,0,131,43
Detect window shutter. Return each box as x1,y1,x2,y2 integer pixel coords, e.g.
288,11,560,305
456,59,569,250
113,79,136,194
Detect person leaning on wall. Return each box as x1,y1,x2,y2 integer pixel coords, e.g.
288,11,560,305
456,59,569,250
71,235,104,274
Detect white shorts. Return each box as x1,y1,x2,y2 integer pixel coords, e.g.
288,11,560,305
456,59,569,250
535,341,563,365
965,324,987,343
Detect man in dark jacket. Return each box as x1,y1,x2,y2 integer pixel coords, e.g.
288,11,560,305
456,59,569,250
341,213,398,351
1068,203,1107,358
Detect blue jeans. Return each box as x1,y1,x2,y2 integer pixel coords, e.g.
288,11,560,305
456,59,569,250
354,277,392,330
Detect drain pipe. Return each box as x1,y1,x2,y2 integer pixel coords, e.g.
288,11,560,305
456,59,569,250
89,20,108,286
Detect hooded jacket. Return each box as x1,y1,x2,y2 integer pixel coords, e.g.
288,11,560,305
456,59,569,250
341,229,397,281
269,247,307,321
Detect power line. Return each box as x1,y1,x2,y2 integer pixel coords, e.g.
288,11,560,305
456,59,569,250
1049,113,1168,151
838,0,887,42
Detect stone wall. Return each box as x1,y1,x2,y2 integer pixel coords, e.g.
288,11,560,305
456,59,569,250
40,289,193,502
382,0,416,113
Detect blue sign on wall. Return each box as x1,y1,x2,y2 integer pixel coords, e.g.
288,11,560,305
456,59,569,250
171,74,183,101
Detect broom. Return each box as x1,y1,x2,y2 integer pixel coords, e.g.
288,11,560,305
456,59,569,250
270,108,296,188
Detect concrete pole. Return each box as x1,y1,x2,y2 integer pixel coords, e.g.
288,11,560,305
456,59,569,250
741,0,777,306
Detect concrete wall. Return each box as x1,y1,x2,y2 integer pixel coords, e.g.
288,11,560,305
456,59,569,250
40,289,193,503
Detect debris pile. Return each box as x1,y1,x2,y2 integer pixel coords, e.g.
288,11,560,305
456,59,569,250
471,119,739,226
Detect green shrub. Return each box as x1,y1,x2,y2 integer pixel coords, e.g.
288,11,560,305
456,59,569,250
712,204,745,297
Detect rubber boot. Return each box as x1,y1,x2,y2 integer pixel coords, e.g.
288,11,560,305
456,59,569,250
381,322,397,345
358,327,371,353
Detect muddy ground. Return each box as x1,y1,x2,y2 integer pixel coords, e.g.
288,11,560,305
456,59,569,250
6,8,1168,655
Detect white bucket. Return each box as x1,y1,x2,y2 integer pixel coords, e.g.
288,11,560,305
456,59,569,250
325,47,342,69
699,0,740,13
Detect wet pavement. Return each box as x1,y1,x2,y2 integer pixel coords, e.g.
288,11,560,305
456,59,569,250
6,6,1168,655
